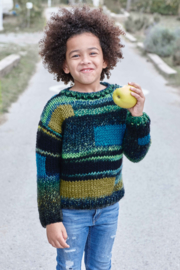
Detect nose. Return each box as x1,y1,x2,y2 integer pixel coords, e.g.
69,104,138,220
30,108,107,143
80,54,91,65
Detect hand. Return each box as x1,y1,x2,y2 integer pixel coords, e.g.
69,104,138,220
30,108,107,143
46,222,70,249
127,82,145,117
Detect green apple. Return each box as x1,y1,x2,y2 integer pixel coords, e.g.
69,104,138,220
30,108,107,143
112,84,137,109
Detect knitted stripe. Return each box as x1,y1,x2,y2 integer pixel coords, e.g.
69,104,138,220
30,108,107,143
62,153,123,162
138,134,151,145
61,188,125,209
60,176,120,197
62,145,123,159
36,81,151,228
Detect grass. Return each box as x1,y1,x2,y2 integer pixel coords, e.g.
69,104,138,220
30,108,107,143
130,11,180,31
2,13,46,33
0,5,47,124
0,43,40,124
161,56,180,89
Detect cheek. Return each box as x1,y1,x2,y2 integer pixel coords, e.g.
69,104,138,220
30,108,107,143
68,61,77,72
93,57,103,66
98,59,105,69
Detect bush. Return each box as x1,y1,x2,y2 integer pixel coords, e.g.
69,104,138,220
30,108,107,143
143,25,176,57
124,15,151,33
150,0,179,15
172,28,180,66
14,0,44,28
153,12,161,23
124,16,136,33
104,0,122,14
128,0,179,15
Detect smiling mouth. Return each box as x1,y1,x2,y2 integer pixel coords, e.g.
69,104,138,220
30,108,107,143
80,69,94,73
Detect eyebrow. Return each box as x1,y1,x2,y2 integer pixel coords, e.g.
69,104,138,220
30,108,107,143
69,47,99,56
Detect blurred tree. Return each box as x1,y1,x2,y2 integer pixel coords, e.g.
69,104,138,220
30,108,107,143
126,0,132,11
13,0,44,28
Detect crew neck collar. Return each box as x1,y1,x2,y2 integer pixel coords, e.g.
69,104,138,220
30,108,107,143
63,82,115,100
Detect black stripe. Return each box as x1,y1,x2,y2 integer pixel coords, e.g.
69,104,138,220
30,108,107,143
61,158,122,181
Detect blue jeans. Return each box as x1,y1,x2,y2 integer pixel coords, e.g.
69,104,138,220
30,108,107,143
56,201,119,270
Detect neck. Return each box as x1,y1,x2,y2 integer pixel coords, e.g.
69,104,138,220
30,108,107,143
70,80,106,93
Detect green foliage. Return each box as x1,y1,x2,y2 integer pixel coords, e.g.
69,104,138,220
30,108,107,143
0,81,2,114
143,25,176,57
172,39,180,65
124,16,134,33
130,0,152,13
0,44,39,114
14,0,44,28
104,0,121,14
124,15,151,33
153,12,161,23
119,0,180,15
118,0,127,9
150,0,179,15
172,28,180,66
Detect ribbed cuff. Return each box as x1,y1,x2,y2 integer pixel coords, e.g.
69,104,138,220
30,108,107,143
126,111,150,127
41,209,63,228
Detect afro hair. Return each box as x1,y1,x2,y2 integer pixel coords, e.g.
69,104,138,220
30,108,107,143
38,5,125,84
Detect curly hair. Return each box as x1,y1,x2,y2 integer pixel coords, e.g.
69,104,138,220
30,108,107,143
38,5,125,84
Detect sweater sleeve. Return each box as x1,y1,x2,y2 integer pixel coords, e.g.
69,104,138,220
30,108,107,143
35,100,63,228
122,111,151,162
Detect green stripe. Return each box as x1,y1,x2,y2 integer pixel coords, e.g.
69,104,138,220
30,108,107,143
62,145,122,159
74,105,121,117
66,153,123,162
36,148,61,158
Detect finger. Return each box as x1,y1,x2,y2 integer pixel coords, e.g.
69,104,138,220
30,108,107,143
50,241,58,248
62,230,68,241
130,92,142,100
130,87,141,94
55,240,64,249
59,238,70,248
128,82,141,89
130,87,145,99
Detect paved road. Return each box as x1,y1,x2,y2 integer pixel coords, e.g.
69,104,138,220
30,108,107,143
0,31,44,45
0,7,180,270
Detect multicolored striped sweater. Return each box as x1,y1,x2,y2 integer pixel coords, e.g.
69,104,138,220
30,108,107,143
36,82,151,228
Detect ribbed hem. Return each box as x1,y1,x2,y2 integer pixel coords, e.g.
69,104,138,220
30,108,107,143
60,188,125,210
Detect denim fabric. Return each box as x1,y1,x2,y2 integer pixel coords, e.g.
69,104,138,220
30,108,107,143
56,201,119,270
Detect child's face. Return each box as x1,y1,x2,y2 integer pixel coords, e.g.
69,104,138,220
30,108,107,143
63,32,107,87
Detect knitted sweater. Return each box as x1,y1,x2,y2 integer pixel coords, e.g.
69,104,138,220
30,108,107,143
36,82,151,228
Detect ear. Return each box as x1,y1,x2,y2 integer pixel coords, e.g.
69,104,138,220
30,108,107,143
103,59,108,69
63,61,70,74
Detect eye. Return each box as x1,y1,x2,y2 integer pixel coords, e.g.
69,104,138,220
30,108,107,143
72,54,79,58
90,52,97,55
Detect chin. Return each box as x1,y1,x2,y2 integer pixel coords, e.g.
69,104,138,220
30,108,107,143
76,79,95,85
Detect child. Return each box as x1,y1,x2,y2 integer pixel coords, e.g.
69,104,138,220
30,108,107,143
36,5,151,270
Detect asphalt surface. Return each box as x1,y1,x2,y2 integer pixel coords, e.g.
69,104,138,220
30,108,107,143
0,8,180,270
